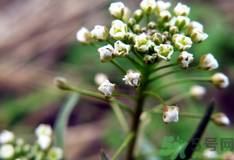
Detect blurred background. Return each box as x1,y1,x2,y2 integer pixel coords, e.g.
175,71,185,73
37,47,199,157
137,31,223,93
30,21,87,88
0,0,233,159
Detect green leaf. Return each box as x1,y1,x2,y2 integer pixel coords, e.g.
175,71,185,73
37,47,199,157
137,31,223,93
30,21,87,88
101,149,109,160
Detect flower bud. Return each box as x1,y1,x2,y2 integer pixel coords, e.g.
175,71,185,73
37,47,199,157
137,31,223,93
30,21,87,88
123,69,142,88
173,2,190,17
199,53,219,70
174,16,190,30
127,18,136,28
91,25,109,42
94,73,108,85
152,33,167,45
177,51,194,69
122,7,131,23
186,21,204,36
148,21,156,29
127,33,137,44
98,79,118,99
163,106,179,124
159,10,171,22
172,34,193,51
37,135,51,150
140,0,157,14
155,0,171,16
169,26,179,34
134,33,154,53
0,130,15,144
133,9,144,23
35,124,53,137
143,54,156,65
76,27,92,45
154,44,174,61
211,73,229,89
114,41,131,57
109,20,127,40
190,28,208,43
47,147,63,160
53,77,69,90
163,22,170,31
109,2,125,19
212,113,230,126
0,144,15,159
189,85,206,100
98,44,114,63
133,24,141,34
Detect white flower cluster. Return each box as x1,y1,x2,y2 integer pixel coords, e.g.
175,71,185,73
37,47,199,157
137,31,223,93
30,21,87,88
0,125,63,160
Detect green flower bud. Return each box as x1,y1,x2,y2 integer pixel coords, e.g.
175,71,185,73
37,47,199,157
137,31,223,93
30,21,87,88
127,18,136,28
155,1,171,16
152,33,167,45
143,55,156,65
127,33,137,44
169,26,179,34
91,25,109,42
133,9,144,23
173,2,190,17
140,0,157,14
133,24,141,34
53,77,69,90
147,21,156,29
159,10,171,22
174,16,190,30
122,7,131,23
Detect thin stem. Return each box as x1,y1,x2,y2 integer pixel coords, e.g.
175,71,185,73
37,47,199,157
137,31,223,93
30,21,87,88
143,91,167,107
107,38,114,45
135,151,159,159
111,132,135,160
153,62,178,72
111,60,126,75
111,102,129,134
67,86,133,114
149,66,200,83
146,14,150,29
151,77,212,91
113,93,136,100
128,57,143,72
146,110,204,119
132,49,143,63
92,42,100,48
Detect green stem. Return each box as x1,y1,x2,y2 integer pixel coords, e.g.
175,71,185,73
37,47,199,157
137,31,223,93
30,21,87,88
111,60,126,75
111,102,129,134
54,93,80,157
149,66,200,83
146,110,204,119
92,42,100,48
111,132,135,160
67,86,133,114
113,94,136,100
152,62,178,72
146,14,150,29
107,38,114,45
135,151,159,159
143,91,167,107
151,77,212,91
128,57,143,72
132,49,143,63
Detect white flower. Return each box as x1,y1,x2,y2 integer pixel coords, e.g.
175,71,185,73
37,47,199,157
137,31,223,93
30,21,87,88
189,85,206,100
37,135,51,150
169,16,176,26
76,27,92,45
174,16,190,30
122,7,131,23
155,0,171,16
186,21,204,36
109,2,125,19
212,113,230,126
122,69,142,88
109,20,128,40
211,73,229,89
98,44,114,63
47,147,63,160
173,2,190,17
190,28,208,43
177,51,194,69
159,11,171,21
114,41,131,57
163,106,179,123
91,25,109,42
140,0,157,14
172,34,193,51
94,73,108,85
199,53,219,70
203,149,218,159
35,124,53,137
0,144,15,159
98,79,118,99
154,44,174,61
0,130,15,144
134,33,154,53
